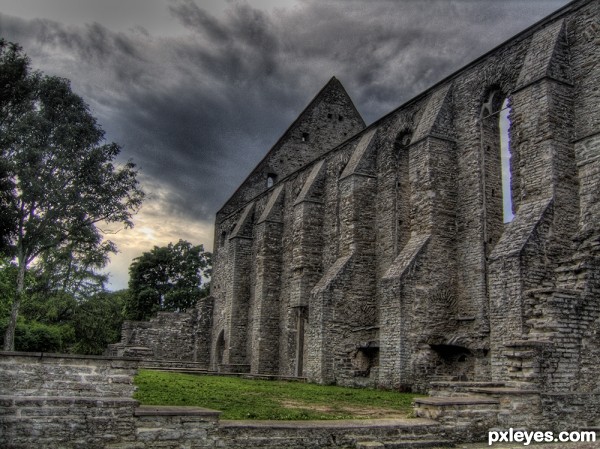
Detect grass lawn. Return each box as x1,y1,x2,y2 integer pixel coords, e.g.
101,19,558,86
134,370,421,420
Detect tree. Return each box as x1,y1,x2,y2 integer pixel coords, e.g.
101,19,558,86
126,240,211,321
0,258,76,353
1,42,144,350
0,258,126,354
0,39,37,255
32,239,114,301
71,290,127,355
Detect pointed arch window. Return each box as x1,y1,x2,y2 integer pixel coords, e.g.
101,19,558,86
267,173,277,188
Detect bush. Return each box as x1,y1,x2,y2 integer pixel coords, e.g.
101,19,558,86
0,319,75,353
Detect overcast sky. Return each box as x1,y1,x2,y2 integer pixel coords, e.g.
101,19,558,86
0,0,571,289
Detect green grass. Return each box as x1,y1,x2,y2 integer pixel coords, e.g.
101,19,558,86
133,370,421,420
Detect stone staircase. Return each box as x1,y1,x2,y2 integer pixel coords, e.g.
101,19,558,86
413,381,543,442
139,358,210,374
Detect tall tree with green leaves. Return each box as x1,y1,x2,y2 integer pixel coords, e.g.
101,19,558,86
1,41,144,350
126,240,211,321
0,39,37,255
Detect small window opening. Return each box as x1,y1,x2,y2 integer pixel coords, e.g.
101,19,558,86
338,115,344,121
220,231,227,246
327,113,333,119
301,132,309,142
394,131,413,156
267,173,277,188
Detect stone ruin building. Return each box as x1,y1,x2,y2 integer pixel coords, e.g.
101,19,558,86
110,0,600,399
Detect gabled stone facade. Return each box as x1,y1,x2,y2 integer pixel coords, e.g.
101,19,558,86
211,0,600,396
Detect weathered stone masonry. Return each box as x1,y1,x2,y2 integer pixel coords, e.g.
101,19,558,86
4,1,600,447
106,0,600,424
211,0,600,399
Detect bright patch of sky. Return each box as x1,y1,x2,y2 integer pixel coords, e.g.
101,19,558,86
500,98,514,224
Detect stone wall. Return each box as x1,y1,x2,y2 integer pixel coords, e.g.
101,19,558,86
106,297,213,366
0,352,451,448
541,393,600,431
0,352,222,449
2,354,599,448
210,0,600,395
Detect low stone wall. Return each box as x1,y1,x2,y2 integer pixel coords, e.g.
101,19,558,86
107,312,197,360
1,395,139,449
106,297,213,366
0,351,138,398
5,352,600,448
0,352,222,449
132,406,221,449
0,351,451,449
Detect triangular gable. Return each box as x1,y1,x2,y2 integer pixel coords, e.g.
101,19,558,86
218,77,365,217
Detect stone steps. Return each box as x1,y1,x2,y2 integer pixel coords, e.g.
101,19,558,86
141,366,209,375
413,395,501,441
138,358,209,369
413,396,500,421
414,379,547,439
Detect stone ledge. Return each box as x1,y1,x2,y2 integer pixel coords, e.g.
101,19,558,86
0,350,141,363
430,381,505,389
504,339,554,347
467,388,540,395
0,394,139,407
414,397,499,406
219,417,439,429
134,405,221,417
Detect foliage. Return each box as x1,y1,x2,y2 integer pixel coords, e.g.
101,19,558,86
70,290,126,355
126,240,211,321
0,258,17,319
0,39,144,350
20,290,77,326
11,319,75,353
32,241,113,302
134,371,420,420
0,39,37,256
0,256,125,354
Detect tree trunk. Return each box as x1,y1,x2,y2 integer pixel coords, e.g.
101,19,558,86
3,257,26,351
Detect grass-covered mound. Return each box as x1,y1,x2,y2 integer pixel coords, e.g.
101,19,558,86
134,370,420,420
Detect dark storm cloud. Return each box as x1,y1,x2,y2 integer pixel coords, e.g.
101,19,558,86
0,0,569,225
